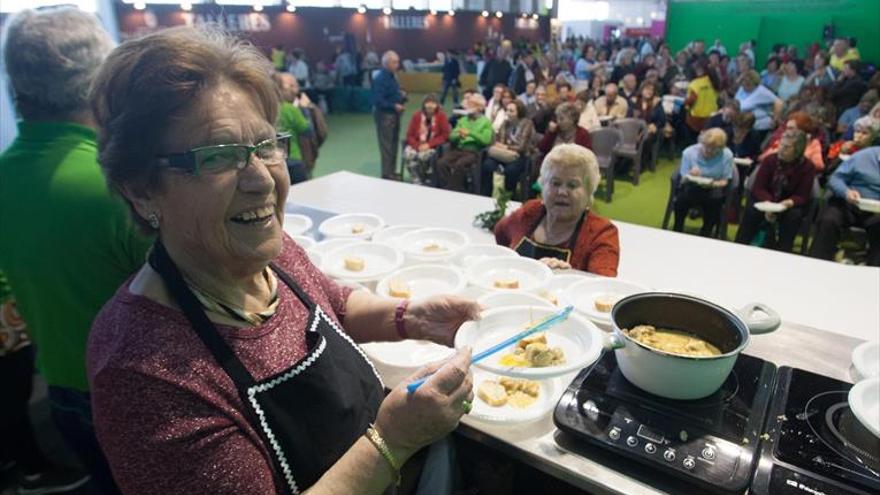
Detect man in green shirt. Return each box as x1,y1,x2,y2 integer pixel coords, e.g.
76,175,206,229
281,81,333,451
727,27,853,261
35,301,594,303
0,8,150,494
436,94,494,191
274,72,313,183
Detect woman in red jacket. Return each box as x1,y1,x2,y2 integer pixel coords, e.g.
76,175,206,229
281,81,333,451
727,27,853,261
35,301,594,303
494,144,620,276
403,94,450,184
537,102,592,155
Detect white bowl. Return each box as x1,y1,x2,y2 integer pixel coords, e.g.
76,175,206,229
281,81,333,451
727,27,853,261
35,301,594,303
562,277,651,326
477,291,555,310
371,224,425,246
291,235,316,250
361,340,455,389
754,201,788,213
857,198,880,214
283,214,313,236
321,241,403,281
318,213,385,239
848,377,880,438
533,272,596,306
468,370,564,424
467,257,553,293
455,305,604,380
396,228,470,261
450,244,519,270
375,264,466,301
852,341,879,381
310,237,361,255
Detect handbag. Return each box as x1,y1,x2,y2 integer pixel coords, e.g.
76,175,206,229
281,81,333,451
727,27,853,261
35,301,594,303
487,144,520,164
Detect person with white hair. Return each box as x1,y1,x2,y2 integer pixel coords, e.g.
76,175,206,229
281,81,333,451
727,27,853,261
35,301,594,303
435,94,493,192
0,7,151,494
371,50,406,179
493,144,620,276
673,128,735,236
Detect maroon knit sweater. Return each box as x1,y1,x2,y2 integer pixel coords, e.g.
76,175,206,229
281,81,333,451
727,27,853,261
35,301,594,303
87,237,352,495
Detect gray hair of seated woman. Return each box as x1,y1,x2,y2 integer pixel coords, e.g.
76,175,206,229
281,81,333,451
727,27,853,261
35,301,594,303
1,7,113,119
538,143,601,208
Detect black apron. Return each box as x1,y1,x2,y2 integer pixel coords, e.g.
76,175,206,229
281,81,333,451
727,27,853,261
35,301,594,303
149,242,384,495
513,209,586,264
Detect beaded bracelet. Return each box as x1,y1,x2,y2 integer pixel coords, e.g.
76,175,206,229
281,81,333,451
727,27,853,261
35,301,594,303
365,424,401,486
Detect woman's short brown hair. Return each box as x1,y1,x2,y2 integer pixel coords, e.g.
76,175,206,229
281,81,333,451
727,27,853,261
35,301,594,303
90,26,278,229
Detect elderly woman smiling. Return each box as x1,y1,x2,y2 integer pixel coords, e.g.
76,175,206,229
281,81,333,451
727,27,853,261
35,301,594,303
86,27,478,495
493,144,620,276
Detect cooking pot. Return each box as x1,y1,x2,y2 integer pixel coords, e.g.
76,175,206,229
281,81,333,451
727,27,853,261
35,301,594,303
608,292,781,400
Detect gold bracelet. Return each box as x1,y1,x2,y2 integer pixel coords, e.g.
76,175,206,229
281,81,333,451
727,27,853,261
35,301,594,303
365,423,401,486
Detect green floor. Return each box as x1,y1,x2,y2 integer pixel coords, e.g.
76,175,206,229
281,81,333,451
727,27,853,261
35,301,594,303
313,94,715,234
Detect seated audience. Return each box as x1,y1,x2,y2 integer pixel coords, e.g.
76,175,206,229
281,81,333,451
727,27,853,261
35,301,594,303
556,81,575,103
480,100,535,196
837,90,878,136
485,84,506,122
703,99,741,144
526,85,548,120
538,103,592,155
673,129,735,236
809,146,880,266
760,56,782,92
493,144,619,275
436,94,493,192
759,112,825,171
829,38,859,72
594,83,629,120
805,51,835,89
830,60,867,113
403,94,450,185
735,129,815,252
518,80,538,106
776,60,805,102
730,112,762,162
735,70,783,141
828,116,880,162
631,81,667,138
449,88,477,128
619,74,638,107
491,87,517,132
575,90,601,131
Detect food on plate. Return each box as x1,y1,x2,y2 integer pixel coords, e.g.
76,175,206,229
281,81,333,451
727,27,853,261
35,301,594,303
343,256,365,272
625,325,722,357
493,278,520,289
539,290,559,305
388,279,411,299
498,332,565,367
477,378,541,408
422,242,448,253
351,223,366,234
476,380,508,407
594,293,619,313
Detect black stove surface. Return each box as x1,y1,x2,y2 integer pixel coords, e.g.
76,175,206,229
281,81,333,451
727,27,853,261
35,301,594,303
751,367,880,495
554,351,775,494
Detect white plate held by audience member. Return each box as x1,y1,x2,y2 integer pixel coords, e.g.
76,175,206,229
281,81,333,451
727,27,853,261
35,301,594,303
466,257,553,293
856,198,880,214
838,153,852,161
476,291,554,310
848,377,880,438
451,244,518,270
396,228,470,261
754,201,788,213
454,305,603,380
290,235,316,250
468,370,564,424
322,241,403,282
852,341,879,381
685,175,715,187
733,157,753,166
318,213,385,239
361,341,455,389
371,224,424,246
563,278,651,327
375,265,466,302
283,214,313,237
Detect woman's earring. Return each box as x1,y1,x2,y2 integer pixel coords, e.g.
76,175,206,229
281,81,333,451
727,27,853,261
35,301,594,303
147,212,160,229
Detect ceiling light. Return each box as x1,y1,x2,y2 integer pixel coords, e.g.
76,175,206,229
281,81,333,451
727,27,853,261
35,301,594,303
429,9,436,15
495,10,502,18
286,3,296,12
532,13,538,20
357,5,366,13
447,9,454,16
133,1,146,9
253,3,263,11
481,10,489,17
180,2,192,11
382,6,391,15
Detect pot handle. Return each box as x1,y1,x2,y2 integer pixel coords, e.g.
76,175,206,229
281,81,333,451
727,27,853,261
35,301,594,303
603,333,626,350
738,302,781,335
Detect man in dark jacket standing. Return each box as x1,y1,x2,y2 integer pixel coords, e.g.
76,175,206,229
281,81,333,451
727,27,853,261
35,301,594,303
480,44,513,100
372,50,406,179
440,49,461,105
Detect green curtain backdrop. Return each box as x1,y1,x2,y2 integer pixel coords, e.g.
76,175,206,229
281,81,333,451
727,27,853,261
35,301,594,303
666,0,880,68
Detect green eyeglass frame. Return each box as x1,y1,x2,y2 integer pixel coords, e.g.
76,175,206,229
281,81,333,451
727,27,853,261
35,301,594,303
156,133,292,176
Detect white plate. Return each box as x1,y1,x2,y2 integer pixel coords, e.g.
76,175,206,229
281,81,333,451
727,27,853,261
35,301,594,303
305,249,323,269
857,198,880,214
291,235,316,250
733,157,753,166
371,224,425,246
396,228,470,260
563,278,651,326
477,291,555,310
455,305,604,380
852,341,879,380
450,244,519,270
468,370,563,424
533,272,596,306
685,175,714,186
839,153,852,161
375,265,466,301
754,201,788,213
848,377,880,438
310,238,360,255
467,257,553,293
283,214,313,236
322,241,403,281
361,340,455,389
318,213,385,239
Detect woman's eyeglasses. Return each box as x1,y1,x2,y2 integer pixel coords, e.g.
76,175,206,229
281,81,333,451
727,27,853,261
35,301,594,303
157,134,291,176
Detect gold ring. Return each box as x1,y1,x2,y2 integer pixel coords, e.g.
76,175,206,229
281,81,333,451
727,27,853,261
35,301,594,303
462,400,473,414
